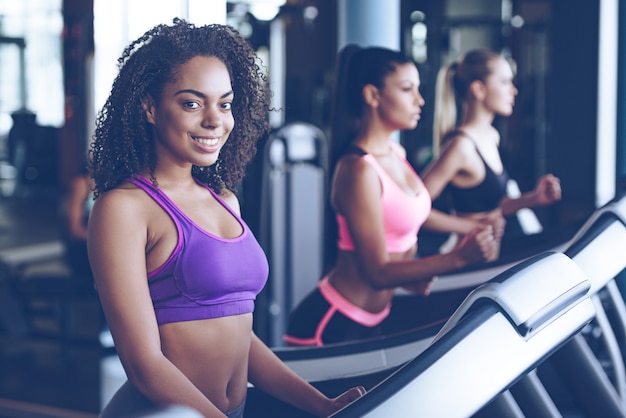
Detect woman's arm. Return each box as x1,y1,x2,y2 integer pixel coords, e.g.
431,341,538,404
247,333,364,417
422,208,481,235
420,136,475,201
500,174,561,216
333,156,496,291
88,190,226,417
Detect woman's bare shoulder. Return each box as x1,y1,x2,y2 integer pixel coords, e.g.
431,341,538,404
91,182,154,222
442,130,475,150
438,133,478,165
335,153,379,186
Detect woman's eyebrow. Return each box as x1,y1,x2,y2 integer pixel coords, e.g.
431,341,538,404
174,89,234,99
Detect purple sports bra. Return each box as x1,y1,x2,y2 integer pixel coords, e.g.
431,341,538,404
130,176,268,326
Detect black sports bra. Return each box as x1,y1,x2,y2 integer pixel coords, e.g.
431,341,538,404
445,133,509,213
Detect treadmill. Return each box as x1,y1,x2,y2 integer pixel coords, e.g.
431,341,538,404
245,252,595,417
272,195,626,386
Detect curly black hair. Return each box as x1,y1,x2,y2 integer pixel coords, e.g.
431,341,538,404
89,18,271,198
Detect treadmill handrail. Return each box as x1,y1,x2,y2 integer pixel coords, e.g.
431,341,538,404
425,193,626,294
330,296,595,418
565,212,626,294
432,252,590,343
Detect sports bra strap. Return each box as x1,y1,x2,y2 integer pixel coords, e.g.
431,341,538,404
345,144,367,156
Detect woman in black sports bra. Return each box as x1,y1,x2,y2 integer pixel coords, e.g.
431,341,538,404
421,49,561,260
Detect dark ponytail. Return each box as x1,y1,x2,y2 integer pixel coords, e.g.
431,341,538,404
324,44,413,272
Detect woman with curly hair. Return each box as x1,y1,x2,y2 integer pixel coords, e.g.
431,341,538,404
88,19,363,418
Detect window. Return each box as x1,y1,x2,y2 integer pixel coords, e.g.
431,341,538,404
0,0,63,156
91,0,226,139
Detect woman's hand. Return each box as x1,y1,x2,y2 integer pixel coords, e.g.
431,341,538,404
319,386,366,417
478,209,506,241
531,174,561,207
455,225,499,264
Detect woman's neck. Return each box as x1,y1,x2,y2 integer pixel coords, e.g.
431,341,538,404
149,164,196,190
462,103,495,128
355,124,395,155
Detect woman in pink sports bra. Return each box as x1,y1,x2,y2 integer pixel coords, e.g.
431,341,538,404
284,45,499,347
88,19,363,418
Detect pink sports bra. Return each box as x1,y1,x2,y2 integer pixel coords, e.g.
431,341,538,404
336,142,432,253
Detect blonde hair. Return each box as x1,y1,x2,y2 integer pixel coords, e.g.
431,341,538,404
433,63,458,156
432,49,504,156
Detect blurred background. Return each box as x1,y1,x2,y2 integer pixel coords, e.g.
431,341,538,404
0,0,623,416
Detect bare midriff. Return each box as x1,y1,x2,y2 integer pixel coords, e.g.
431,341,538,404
328,245,417,314
158,313,253,412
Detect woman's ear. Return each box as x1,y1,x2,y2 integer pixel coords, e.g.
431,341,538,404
362,84,379,107
468,80,486,101
142,97,156,125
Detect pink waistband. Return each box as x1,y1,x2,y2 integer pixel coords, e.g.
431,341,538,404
318,277,390,327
